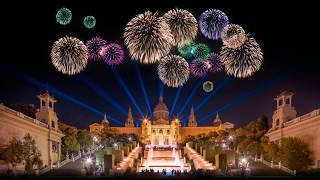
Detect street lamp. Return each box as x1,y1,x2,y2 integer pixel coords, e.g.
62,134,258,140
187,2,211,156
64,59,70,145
128,136,132,141
228,135,233,141
86,157,92,164
93,136,98,142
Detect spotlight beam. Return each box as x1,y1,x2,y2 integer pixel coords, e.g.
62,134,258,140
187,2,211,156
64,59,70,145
111,67,144,119
177,76,207,117
169,86,183,119
0,65,123,126
198,68,297,123
159,78,164,97
134,64,153,119
78,75,127,116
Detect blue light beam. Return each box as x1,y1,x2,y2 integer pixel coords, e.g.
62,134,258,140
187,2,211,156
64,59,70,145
177,76,207,117
134,64,153,119
198,68,297,123
0,65,124,126
78,75,127,116
169,86,183,119
111,67,144,118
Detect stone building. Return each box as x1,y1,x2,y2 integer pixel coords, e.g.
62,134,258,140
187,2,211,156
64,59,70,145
89,96,234,145
0,91,64,170
266,91,320,168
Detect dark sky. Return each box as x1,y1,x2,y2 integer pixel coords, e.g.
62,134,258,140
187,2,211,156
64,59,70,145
1,0,319,129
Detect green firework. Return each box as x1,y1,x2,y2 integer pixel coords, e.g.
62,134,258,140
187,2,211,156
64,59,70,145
177,42,196,59
56,7,72,25
193,43,211,59
84,16,96,29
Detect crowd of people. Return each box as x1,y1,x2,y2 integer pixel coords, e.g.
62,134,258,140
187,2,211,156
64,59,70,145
151,146,178,151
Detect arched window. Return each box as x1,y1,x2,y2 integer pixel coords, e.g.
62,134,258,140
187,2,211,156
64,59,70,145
276,119,280,127
279,99,283,106
152,129,156,134
49,101,53,108
41,101,45,107
159,129,163,134
167,130,170,135
51,121,55,128
285,98,290,105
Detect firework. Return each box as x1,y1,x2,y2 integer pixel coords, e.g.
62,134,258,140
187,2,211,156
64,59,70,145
190,59,209,77
163,8,198,47
86,37,108,61
199,9,229,40
177,41,196,59
206,52,223,73
124,11,174,64
221,24,247,49
56,7,72,25
221,35,263,78
51,36,88,75
158,55,189,87
84,16,96,29
103,43,125,65
203,81,214,93
193,43,211,59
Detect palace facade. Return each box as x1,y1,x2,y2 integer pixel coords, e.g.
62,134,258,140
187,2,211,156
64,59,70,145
89,96,234,145
0,91,64,170
266,91,320,168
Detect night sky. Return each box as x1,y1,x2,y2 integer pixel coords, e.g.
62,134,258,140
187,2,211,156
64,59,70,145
1,0,319,129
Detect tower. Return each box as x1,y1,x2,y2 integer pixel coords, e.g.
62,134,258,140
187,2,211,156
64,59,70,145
214,113,222,126
35,91,59,131
125,106,134,127
271,91,297,130
187,105,197,127
101,113,110,128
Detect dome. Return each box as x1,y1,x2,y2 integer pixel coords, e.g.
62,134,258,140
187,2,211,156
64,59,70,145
153,96,169,121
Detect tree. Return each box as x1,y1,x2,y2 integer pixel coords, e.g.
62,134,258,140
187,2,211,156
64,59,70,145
22,133,43,174
279,137,312,170
1,137,24,170
59,122,80,156
77,129,93,151
256,115,269,131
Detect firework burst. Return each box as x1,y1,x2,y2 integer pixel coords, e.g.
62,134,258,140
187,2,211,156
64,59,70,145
84,16,96,29
221,35,263,78
190,59,209,77
177,41,196,59
193,43,211,59
103,43,125,65
199,9,229,40
203,81,214,93
56,7,72,25
158,55,189,87
206,52,223,73
124,11,174,64
221,24,247,49
51,36,88,75
86,37,108,61
163,8,198,47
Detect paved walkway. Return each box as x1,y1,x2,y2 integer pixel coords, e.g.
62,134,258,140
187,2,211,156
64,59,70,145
43,158,86,176
248,159,291,176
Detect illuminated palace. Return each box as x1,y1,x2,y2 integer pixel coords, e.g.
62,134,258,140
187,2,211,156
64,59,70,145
90,96,234,145
0,91,64,170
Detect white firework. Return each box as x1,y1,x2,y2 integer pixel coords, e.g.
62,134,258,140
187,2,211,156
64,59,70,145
124,11,175,64
51,36,88,75
158,54,190,88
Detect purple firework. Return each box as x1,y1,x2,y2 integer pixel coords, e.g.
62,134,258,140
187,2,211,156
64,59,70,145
103,43,125,65
86,37,108,61
206,53,223,73
190,60,209,77
199,9,229,40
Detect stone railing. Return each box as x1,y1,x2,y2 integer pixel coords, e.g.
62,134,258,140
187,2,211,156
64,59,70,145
249,155,296,176
284,109,320,127
184,143,215,170
0,104,48,128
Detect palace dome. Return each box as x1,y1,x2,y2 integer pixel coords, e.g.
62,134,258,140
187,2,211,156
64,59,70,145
153,96,169,121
